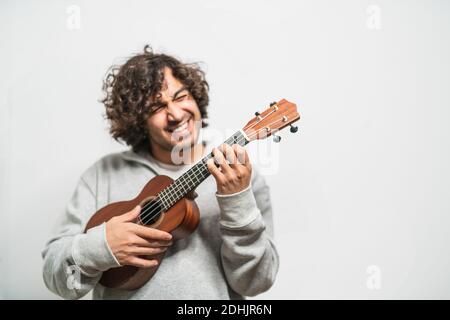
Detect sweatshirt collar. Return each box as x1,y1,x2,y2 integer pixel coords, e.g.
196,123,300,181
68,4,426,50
120,149,161,175
120,139,211,176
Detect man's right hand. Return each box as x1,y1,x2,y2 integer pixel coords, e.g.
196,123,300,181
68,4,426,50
105,205,173,268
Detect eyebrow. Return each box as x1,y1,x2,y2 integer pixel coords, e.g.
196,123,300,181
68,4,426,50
171,87,188,100
149,87,188,109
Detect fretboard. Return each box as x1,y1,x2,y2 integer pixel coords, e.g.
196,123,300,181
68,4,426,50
157,130,249,210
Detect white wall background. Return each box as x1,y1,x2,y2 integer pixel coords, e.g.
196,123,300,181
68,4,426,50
1,0,450,299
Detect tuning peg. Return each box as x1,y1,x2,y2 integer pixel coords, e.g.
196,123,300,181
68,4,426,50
255,111,260,116
270,101,277,106
272,134,281,143
290,124,298,133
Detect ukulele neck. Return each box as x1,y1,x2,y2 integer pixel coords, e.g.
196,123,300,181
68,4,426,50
157,130,249,210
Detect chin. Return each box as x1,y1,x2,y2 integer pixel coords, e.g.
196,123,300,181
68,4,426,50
170,129,199,149
173,135,196,150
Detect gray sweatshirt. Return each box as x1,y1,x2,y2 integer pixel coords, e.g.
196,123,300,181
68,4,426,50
42,146,279,300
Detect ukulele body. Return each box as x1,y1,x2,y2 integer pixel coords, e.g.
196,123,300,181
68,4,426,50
84,174,200,290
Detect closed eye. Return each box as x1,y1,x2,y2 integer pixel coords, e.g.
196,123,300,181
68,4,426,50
174,94,188,102
149,102,167,113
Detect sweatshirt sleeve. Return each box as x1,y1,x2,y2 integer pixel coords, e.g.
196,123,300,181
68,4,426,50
216,168,279,297
41,176,120,299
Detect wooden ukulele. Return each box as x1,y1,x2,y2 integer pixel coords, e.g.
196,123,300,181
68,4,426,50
85,99,300,290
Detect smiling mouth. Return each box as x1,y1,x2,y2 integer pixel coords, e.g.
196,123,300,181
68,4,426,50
166,117,191,134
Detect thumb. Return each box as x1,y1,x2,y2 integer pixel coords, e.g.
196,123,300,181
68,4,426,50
118,205,141,222
186,190,198,200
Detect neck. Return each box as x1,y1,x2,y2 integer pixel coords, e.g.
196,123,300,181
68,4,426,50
158,130,249,211
150,141,205,165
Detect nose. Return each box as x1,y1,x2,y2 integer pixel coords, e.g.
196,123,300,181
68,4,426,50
166,101,184,122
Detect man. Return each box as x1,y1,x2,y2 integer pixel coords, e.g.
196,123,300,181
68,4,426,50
42,46,279,299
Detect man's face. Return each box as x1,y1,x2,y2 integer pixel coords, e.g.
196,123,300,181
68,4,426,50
146,67,202,152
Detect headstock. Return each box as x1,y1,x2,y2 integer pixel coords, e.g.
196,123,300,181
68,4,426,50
242,99,300,142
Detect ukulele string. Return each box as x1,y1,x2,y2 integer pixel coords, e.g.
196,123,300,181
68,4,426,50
139,116,288,225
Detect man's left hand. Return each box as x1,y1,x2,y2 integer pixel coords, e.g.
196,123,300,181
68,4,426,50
206,144,252,195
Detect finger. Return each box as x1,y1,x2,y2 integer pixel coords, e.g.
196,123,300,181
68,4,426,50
126,257,159,268
213,147,232,174
186,190,198,200
233,144,248,166
212,148,225,166
130,246,168,256
130,235,173,247
221,144,237,168
206,158,224,182
117,205,141,223
130,224,172,241
238,144,251,169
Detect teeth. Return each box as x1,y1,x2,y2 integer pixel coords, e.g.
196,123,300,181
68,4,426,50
173,121,188,132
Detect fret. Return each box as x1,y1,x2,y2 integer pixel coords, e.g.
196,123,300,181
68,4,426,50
165,185,174,205
186,173,195,186
198,163,208,178
192,164,202,184
179,177,188,193
199,163,208,178
158,192,168,211
185,174,194,189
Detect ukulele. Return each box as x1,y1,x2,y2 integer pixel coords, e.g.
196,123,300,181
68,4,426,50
85,98,300,290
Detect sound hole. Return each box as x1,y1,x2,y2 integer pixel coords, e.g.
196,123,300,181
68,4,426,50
139,198,162,225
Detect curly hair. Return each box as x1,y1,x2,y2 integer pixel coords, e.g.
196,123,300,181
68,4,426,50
102,45,209,152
